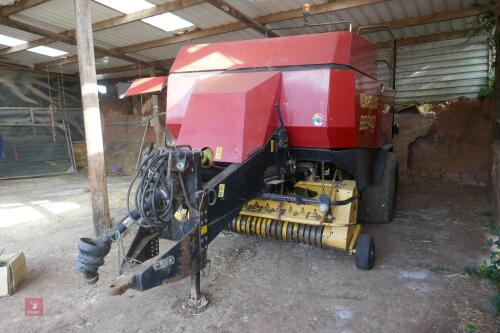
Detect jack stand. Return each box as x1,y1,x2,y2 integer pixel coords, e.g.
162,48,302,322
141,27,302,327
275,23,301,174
183,272,208,313
191,272,201,300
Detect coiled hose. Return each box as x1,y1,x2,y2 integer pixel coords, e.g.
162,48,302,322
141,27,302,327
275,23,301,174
126,149,175,228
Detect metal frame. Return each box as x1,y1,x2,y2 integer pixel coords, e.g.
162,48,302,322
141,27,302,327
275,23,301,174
357,25,397,90
267,20,352,36
107,130,289,297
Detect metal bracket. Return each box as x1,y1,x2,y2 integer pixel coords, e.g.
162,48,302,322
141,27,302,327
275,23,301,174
153,255,175,271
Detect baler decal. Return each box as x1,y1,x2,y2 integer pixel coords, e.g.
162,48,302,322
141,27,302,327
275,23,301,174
359,115,377,131
360,93,380,110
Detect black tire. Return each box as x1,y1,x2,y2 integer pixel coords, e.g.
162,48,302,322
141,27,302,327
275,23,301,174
355,234,375,270
358,152,398,224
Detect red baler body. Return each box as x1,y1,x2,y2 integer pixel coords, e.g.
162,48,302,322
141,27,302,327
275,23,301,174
166,32,393,163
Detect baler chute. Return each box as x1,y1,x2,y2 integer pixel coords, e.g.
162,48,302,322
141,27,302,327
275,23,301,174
75,31,397,304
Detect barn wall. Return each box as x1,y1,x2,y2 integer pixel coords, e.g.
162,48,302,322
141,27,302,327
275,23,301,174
377,34,490,105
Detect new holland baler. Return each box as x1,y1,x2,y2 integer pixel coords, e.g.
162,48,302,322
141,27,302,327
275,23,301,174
75,31,398,302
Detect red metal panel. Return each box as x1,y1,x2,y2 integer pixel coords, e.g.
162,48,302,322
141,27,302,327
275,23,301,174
280,69,331,148
166,73,204,138
124,76,168,97
328,70,357,148
171,32,362,73
166,31,387,152
175,72,281,163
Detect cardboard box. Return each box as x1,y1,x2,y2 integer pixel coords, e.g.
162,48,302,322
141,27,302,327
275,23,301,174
0,252,26,297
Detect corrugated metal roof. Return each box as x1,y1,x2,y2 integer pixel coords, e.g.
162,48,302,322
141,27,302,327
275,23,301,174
90,2,240,51
10,0,121,32
95,57,132,69
59,56,132,74
0,24,42,43
0,0,491,73
172,2,238,28
2,41,78,66
94,21,174,48
97,69,143,80
45,42,77,55
59,62,79,73
267,0,486,42
133,28,263,61
3,49,53,65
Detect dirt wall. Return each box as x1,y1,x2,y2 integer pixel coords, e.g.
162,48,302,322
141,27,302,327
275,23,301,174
396,97,494,186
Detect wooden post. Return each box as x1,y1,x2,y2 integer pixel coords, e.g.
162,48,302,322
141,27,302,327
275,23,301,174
151,94,162,148
150,68,163,148
74,0,111,236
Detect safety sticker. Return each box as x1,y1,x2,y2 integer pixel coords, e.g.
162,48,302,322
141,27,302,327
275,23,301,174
218,184,225,198
215,146,223,160
200,225,208,235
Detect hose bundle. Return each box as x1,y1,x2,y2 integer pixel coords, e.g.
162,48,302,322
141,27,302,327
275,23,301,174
127,148,175,228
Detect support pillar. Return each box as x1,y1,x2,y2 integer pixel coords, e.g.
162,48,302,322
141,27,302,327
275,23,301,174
74,0,111,236
149,68,163,148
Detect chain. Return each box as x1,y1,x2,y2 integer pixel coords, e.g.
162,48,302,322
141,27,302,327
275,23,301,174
106,230,142,273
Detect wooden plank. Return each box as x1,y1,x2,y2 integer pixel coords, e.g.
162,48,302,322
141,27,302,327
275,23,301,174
0,0,204,56
96,63,148,74
96,59,174,74
74,0,111,236
114,22,247,54
257,0,384,24
206,0,278,37
0,0,49,17
0,37,52,56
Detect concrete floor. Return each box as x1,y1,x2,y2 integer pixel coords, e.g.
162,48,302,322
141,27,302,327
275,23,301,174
0,173,498,332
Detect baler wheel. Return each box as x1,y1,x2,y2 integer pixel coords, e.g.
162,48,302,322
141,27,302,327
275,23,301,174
355,234,375,270
358,152,398,224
